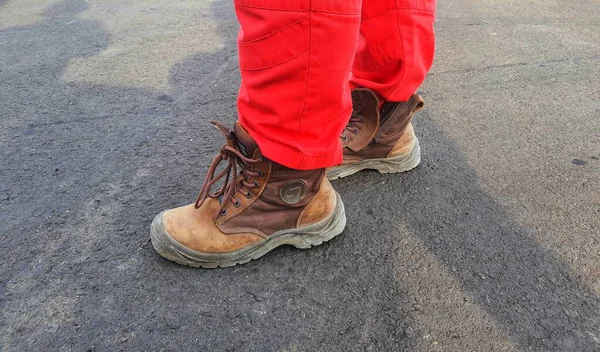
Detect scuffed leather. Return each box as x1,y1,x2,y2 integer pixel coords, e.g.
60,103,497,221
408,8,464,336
162,122,335,254
342,89,423,160
297,177,336,227
215,123,329,237
163,201,263,253
387,122,417,157
218,167,326,237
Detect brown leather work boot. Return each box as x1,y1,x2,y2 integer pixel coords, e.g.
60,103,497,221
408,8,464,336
326,88,424,180
150,122,346,268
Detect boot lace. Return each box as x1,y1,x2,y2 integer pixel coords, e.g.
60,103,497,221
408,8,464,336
343,98,363,141
194,122,263,220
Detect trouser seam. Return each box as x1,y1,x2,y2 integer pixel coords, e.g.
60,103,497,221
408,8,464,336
296,1,313,163
234,1,309,13
385,5,407,101
238,14,310,44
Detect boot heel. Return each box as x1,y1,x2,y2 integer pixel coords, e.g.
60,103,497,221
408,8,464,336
326,138,421,180
375,138,421,174
287,193,346,249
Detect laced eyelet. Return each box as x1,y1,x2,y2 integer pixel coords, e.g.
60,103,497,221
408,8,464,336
193,121,269,216
256,170,263,177
342,135,348,141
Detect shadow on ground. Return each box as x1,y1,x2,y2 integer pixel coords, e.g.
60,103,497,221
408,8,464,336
1,0,598,351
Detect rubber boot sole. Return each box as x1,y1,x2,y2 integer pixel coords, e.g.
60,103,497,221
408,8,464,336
150,193,346,268
327,137,421,180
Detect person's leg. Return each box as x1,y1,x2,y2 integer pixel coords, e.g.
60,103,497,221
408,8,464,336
150,0,361,268
350,0,436,102
237,0,361,170
327,0,436,180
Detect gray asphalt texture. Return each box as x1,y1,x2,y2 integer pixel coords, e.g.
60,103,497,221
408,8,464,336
1,0,599,351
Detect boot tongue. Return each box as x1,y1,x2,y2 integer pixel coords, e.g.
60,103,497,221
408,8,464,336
233,122,259,158
344,89,380,152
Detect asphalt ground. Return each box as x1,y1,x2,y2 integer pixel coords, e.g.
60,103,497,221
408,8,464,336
1,0,599,351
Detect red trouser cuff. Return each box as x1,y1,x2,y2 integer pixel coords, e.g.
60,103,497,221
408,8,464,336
241,119,343,170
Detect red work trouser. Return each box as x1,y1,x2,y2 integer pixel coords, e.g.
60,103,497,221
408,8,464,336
235,0,436,169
